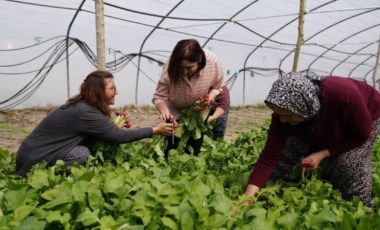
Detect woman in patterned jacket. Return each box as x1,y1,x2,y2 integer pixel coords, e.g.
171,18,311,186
152,39,224,156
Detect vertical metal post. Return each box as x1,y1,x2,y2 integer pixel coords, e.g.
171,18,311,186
66,39,71,99
292,0,306,72
95,0,106,70
65,0,86,99
242,71,245,106
372,36,380,91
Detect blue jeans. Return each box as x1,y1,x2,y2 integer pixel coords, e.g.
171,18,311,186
212,101,230,140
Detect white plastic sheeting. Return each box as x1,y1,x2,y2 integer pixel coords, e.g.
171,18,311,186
0,0,379,108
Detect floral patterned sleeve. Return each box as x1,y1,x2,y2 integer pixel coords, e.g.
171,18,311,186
152,62,170,106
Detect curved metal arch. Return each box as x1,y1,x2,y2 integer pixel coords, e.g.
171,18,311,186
309,23,380,72
134,0,185,104
364,66,375,82
239,1,337,104
330,40,377,75
349,55,375,77
279,7,380,71
201,0,260,48
104,1,229,22
103,2,296,49
262,1,337,69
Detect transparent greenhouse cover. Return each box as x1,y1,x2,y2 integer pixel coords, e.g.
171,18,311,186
0,0,379,109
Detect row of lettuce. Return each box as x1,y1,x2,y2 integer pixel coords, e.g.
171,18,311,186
0,122,379,229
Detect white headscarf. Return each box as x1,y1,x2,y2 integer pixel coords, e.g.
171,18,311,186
265,70,324,118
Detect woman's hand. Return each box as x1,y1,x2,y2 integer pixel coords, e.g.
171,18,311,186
206,108,225,123
194,94,210,111
302,149,330,170
208,89,220,102
159,112,174,122
156,103,173,122
152,123,174,136
233,184,260,211
206,115,216,123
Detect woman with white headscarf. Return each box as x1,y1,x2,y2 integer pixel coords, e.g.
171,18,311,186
244,70,380,207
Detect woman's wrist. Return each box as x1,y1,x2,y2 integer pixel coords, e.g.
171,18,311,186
211,88,221,96
320,149,331,159
245,184,260,197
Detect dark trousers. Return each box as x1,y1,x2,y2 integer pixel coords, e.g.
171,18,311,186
164,134,204,158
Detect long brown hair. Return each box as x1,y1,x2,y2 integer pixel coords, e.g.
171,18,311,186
67,70,113,117
168,39,206,85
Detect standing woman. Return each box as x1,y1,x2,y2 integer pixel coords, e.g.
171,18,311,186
152,39,224,156
16,70,173,177
244,71,380,207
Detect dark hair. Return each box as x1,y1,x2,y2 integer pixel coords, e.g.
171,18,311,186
67,70,113,117
168,39,206,85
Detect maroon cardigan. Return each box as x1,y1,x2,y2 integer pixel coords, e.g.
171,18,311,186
249,76,380,188
215,85,230,110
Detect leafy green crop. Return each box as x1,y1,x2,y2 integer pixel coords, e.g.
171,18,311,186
0,125,379,229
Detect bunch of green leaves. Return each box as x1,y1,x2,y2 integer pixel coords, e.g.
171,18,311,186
174,106,213,153
91,140,122,164
91,115,127,164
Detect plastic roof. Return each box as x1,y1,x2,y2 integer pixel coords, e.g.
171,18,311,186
1,0,380,109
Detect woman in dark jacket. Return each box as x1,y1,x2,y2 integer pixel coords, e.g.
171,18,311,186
244,70,380,207
16,70,173,177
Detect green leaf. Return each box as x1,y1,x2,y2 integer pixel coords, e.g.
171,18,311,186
42,193,72,210
165,206,179,220
28,170,49,189
103,175,125,194
133,190,153,209
41,188,63,201
180,211,194,230
209,194,233,214
189,117,197,131
87,188,104,210
245,208,267,219
276,212,299,230
100,216,117,230
76,208,99,226
304,206,336,229
4,189,27,211
151,178,165,192
70,167,88,179
204,213,227,227
174,126,185,137
162,217,177,230
193,128,201,140
249,215,272,230
71,181,89,202
154,143,165,157
14,205,34,222
266,206,284,227
340,213,355,230
190,179,210,197
45,210,71,225
133,208,152,225
15,216,46,230
353,199,368,219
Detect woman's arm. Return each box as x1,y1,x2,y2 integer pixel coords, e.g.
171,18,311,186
207,107,225,123
155,102,173,122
